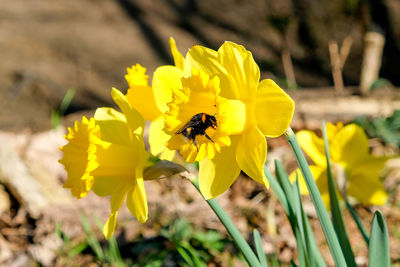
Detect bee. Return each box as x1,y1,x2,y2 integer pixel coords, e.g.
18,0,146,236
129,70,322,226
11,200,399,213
176,113,217,151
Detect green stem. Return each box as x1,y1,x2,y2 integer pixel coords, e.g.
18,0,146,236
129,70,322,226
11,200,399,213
190,179,261,267
285,128,347,267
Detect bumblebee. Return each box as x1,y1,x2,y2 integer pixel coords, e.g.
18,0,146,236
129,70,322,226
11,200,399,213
176,113,217,150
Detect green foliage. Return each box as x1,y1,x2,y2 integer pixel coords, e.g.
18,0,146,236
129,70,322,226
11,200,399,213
253,229,268,267
354,109,400,147
129,218,234,267
56,216,236,266
265,163,326,267
322,122,356,267
51,88,75,129
369,211,390,267
56,215,125,266
274,126,392,266
285,128,347,266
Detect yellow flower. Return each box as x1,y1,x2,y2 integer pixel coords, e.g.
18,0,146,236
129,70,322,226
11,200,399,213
150,39,295,199
59,88,148,239
122,62,179,160
291,122,389,208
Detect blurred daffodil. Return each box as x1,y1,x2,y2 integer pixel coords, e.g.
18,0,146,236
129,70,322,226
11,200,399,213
150,39,294,199
291,122,389,208
59,88,148,239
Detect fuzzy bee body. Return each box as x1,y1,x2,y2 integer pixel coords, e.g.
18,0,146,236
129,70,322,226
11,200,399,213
176,113,217,150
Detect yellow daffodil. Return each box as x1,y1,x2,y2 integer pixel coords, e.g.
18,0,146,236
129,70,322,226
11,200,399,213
291,122,389,208
122,63,179,160
59,88,148,239
149,39,295,199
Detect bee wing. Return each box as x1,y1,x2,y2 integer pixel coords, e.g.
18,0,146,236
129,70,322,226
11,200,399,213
176,118,204,134
176,120,193,134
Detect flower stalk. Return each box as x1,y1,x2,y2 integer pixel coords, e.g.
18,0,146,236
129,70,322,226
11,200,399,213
285,127,347,267
190,179,261,267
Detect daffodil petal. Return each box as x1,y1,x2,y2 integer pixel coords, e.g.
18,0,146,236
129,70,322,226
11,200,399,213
236,125,267,183
255,79,295,137
331,124,369,165
110,180,129,213
347,175,387,205
160,148,176,161
291,165,331,208
125,86,160,121
94,107,132,145
125,64,149,87
152,65,183,113
103,212,118,240
124,64,161,121
169,37,185,70
217,98,246,135
187,45,237,99
92,176,120,196
93,143,138,176
218,42,260,100
347,155,388,205
148,116,172,156
111,88,145,136
59,117,100,198
296,130,326,167
199,137,241,199
126,177,148,223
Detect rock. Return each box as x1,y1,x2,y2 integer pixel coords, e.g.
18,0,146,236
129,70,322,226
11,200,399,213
0,185,11,214
0,136,47,218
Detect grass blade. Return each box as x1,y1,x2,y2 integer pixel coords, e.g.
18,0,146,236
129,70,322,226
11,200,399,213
285,128,347,267
322,121,357,267
81,214,104,260
369,210,390,267
253,229,268,267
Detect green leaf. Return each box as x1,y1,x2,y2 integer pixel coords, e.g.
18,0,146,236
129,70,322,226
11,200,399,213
253,229,268,267
293,177,326,267
369,210,390,267
322,121,357,267
285,128,347,267
345,200,369,245
81,214,104,260
191,179,261,267
264,166,290,215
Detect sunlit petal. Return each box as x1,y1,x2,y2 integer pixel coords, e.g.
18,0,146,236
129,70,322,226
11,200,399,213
148,116,173,157
169,37,185,70
218,42,260,100
217,98,246,135
152,65,183,113
126,177,148,223
187,45,237,99
103,212,118,240
236,125,267,184
59,117,101,198
111,88,145,136
94,107,132,145
199,137,241,199
255,79,295,137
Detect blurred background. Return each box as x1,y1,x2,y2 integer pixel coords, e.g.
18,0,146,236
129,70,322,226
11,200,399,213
0,0,400,266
